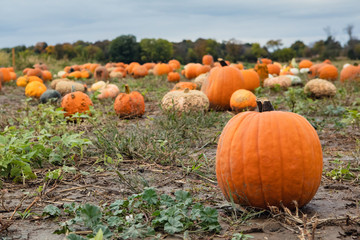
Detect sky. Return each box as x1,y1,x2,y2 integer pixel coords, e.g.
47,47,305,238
0,0,359,49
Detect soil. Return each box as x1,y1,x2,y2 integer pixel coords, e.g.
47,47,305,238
0,81,359,240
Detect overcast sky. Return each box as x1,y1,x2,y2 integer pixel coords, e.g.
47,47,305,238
1,0,359,48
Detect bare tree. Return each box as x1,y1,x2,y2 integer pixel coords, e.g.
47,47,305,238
344,24,354,41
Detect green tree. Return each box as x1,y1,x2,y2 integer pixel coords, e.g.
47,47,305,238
140,38,173,62
250,43,268,58
266,39,283,52
271,48,296,62
109,35,140,63
290,40,306,57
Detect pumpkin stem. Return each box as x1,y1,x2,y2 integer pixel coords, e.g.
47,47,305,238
218,58,228,67
256,98,274,112
258,58,263,64
184,88,190,93
124,84,130,94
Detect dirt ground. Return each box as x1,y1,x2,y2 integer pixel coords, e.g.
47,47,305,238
0,82,359,240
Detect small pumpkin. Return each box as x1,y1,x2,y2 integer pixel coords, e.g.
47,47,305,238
153,63,172,76
50,78,70,89
91,81,107,92
267,64,280,76
194,73,209,89
16,76,29,87
318,65,338,81
61,91,93,117
0,68,12,82
340,64,360,82
114,84,145,118
161,88,209,113
167,72,181,83
202,54,214,66
240,69,260,91
299,60,313,69
94,66,109,81
26,68,43,79
40,90,62,103
97,84,120,99
264,76,292,89
132,65,148,78
168,60,181,70
254,62,269,83
55,81,86,96
230,89,257,112
216,99,323,209
25,81,47,98
42,70,52,81
172,82,197,91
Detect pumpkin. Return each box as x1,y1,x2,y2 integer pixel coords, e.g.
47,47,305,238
16,76,29,87
68,71,82,79
28,76,43,83
216,99,323,209
0,68,12,82
94,66,109,81
110,71,125,79
254,63,269,83
230,63,244,70
264,76,292,89
40,70,51,81
153,63,172,76
194,73,209,89
34,63,48,71
55,81,86,96
50,78,70,89
172,82,197,91
143,62,156,70
126,62,141,74
240,69,260,91
267,64,280,76
26,68,43,79
61,91,93,117
0,72,2,91
304,79,336,97
91,81,106,92
90,63,100,73
308,61,330,79
161,88,209,113
196,64,211,76
318,65,338,81
299,60,313,69
114,84,145,118
97,84,120,99
80,70,91,79
230,89,257,112
340,64,360,82
201,60,246,110
132,65,148,78
184,63,202,79
257,58,272,65
10,72,17,81
25,81,47,98
168,60,181,70
167,72,181,83
202,54,214,66
40,90,62,103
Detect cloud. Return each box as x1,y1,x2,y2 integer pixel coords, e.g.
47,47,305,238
0,0,359,48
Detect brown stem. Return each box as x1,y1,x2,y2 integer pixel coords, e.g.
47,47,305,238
256,98,274,112
218,58,228,67
124,84,130,94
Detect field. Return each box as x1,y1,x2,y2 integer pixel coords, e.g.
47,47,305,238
0,62,360,240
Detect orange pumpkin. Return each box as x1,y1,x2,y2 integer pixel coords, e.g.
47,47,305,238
254,63,269,83
68,71,82,79
299,60,313,69
340,65,360,82
318,65,338,81
257,58,272,65
26,68,43,79
240,70,260,91
114,84,145,118
172,82,197,91
216,99,323,209
80,70,91,79
308,61,330,79
61,91,93,117
0,68,12,82
202,54,214,66
16,76,28,87
25,81,47,98
168,59,181,70
230,89,257,112
167,72,181,83
196,65,211,76
132,65,148,78
41,70,52,81
94,66,109,81
153,63,172,76
0,72,2,90
126,62,141,74
267,64,280,76
184,63,202,79
201,60,246,110
143,62,156,70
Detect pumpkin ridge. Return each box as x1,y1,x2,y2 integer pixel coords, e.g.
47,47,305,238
256,113,267,207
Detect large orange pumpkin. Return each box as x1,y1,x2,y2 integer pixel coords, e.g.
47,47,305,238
240,69,260,91
61,91,93,117
114,84,145,118
318,64,338,81
184,63,202,79
216,99,323,209
340,65,360,82
201,60,246,110
267,64,280,76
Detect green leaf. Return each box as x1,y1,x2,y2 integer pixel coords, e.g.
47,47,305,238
160,194,175,207
93,225,112,239
93,228,103,240
174,190,192,205
67,234,86,240
43,204,61,217
106,216,124,227
164,217,184,234
80,204,102,228
142,188,158,205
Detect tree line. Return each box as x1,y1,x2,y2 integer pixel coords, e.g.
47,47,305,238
2,27,360,64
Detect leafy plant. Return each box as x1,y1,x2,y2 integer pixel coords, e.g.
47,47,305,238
54,188,221,239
